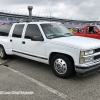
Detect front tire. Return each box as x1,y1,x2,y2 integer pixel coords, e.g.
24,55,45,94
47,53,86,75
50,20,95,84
51,54,74,78
0,46,8,60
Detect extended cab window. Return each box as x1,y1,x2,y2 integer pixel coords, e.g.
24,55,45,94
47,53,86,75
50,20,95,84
0,24,12,36
12,24,24,38
25,24,42,39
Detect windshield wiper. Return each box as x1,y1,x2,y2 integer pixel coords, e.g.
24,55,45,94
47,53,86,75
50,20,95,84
48,35,67,39
48,35,57,37
47,33,74,39
64,33,75,36
47,35,59,39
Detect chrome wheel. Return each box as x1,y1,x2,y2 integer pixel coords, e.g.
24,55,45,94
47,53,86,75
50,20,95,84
0,47,4,57
54,58,67,74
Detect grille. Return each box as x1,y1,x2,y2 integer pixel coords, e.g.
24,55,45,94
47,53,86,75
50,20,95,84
94,55,100,60
95,48,100,53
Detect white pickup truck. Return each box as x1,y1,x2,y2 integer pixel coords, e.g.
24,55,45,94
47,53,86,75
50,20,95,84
0,22,100,78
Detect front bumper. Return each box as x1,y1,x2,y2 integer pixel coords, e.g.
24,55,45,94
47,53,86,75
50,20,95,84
75,59,100,77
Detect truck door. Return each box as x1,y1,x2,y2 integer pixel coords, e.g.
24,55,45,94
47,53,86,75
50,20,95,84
22,24,46,59
11,24,25,53
93,27,100,39
85,26,100,39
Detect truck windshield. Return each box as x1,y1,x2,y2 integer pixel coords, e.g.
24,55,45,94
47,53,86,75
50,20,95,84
40,23,74,39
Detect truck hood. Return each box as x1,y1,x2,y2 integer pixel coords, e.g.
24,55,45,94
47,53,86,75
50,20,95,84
48,36,100,50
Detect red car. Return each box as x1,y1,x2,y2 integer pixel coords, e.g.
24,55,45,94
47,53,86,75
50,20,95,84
74,25,100,39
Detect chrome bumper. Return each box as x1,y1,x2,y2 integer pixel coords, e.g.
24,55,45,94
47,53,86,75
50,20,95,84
75,59,100,77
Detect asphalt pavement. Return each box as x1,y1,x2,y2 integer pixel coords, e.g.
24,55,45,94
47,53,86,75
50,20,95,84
0,56,100,100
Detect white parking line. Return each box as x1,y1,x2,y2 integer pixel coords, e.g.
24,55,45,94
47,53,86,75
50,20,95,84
2,65,67,99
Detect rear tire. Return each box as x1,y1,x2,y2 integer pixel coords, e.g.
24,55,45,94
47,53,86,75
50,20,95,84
51,54,74,78
0,46,8,60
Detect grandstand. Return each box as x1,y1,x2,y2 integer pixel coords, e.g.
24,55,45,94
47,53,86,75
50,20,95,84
0,11,100,26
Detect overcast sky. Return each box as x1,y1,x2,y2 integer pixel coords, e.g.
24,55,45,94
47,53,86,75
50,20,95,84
0,0,99,21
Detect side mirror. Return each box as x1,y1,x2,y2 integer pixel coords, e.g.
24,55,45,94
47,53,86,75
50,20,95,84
98,32,100,35
31,36,44,41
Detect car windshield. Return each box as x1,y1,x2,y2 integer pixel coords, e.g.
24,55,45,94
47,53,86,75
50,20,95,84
40,23,74,39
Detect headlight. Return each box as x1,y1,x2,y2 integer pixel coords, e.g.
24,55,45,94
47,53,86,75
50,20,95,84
80,57,94,63
80,50,94,56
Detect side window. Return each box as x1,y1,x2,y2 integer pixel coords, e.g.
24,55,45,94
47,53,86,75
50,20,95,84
12,24,24,38
94,27,99,34
86,27,90,34
87,27,98,34
25,24,42,39
0,24,12,36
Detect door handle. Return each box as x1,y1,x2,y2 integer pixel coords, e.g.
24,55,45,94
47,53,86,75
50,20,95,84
22,41,25,44
10,39,12,42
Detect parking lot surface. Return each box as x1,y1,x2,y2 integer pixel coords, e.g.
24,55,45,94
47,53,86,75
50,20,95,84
0,56,100,100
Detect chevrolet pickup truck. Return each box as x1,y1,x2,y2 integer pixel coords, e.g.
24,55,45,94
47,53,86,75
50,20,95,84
74,25,100,39
0,22,100,78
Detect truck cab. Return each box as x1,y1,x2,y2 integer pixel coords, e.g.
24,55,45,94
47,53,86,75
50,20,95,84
74,25,100,39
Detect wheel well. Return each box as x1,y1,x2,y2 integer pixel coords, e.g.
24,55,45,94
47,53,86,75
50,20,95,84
0,44,5,49
0,44,3,47
0,44,6,52
49,52,75,66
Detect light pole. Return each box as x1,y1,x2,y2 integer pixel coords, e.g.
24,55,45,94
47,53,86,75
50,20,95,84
28,6,33,22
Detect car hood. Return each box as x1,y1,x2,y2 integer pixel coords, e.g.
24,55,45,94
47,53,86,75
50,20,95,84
47,36,100,50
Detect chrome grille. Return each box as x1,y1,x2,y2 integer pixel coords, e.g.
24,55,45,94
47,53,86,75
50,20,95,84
95,48,100,53
94,55,100,60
